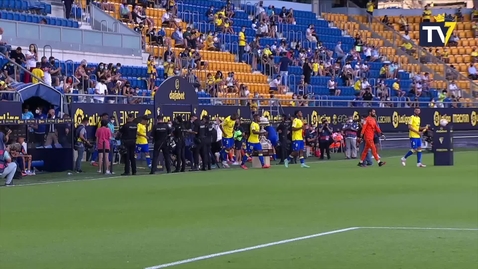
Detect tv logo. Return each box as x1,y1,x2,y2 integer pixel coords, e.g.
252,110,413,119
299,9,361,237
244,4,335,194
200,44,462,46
419,22,457,47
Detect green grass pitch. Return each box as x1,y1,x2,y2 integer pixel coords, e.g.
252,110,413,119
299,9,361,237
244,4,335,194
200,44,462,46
1,151,477,269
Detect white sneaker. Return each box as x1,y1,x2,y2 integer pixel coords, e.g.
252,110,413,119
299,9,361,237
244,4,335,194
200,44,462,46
417,163,426,168
222,161,230,168
106,170,112,174
232,162,240,166
401,157,406,166
97,170,102,173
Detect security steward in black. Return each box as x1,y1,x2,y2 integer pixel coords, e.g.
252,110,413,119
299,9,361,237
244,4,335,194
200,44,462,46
276,114,289,164
150,115,171,174
172,116,186,172
190,114,206,171
201,115,212,171
118,113,137,176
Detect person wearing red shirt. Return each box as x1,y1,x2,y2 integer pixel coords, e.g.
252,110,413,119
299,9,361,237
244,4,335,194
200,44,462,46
358,109,386,167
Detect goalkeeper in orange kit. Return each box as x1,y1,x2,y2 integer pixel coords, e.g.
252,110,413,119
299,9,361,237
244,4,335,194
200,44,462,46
358,109,386,167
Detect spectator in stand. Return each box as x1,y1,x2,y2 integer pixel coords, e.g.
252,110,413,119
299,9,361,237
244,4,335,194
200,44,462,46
335,41,345,60
392,79,405,97
31,62,44,84
40,56,52,87
362,88,374,104
120,0,133,23
381,15,392,27
206,5,215,22
269,75,285,93
163,56,176,78
468,63,478,80
305,25,317,43
75,60,92,94
146,55,157,92
448,80,461,100
0,28,11,57
132,5,154,27
162,10,179,28
24,44,38,83
172,27,186,48
95,79,107,104
422,5,432,22
328,76,340,96
278,53,292,86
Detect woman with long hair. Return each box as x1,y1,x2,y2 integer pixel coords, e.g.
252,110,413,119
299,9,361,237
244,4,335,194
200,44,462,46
24,44,37,83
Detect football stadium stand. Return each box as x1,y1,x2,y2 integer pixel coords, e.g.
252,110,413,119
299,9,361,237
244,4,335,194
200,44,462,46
1,0,477,108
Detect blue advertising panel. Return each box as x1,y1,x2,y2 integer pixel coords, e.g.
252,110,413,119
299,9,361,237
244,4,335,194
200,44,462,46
0,102,23,123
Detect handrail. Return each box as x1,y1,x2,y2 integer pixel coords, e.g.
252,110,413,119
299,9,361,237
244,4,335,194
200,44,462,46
61,93,477,107
345,0,478,97
0,51,46,85
43,45,53,58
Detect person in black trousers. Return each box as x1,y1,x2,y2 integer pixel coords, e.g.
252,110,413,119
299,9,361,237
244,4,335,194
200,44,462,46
150,115,171,174
276,114,289,164
64,0,74,20
118,113,137,175
190,114,207,171
318,118,333,160
172,116,186,172
201,116,212,171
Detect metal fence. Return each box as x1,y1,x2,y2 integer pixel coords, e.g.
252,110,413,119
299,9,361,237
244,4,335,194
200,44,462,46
61,94,478,108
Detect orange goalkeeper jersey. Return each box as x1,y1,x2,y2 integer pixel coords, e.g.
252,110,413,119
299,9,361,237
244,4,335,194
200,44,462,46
361,116,382,139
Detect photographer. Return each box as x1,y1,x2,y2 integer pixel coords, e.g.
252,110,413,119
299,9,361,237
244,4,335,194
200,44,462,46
172,116,186,173
150,115,171,175
118,113,137,176
74,117,92,173
318,118,333,160
342,116,359,159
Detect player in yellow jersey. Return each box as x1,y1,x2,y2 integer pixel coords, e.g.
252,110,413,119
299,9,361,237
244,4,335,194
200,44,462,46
285,111,309,168
219,113,238,168
240,114,270,170
136,115,151,167
401,108,428,167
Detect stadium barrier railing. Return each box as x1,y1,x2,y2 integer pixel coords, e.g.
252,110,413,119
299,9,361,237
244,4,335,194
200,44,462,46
62,94,478,108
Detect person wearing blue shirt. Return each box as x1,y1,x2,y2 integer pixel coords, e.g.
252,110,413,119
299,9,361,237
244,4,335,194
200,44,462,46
22,107,35,133
278,54,292,85
32,107,47,147
108,116,117,162
264,124,278,160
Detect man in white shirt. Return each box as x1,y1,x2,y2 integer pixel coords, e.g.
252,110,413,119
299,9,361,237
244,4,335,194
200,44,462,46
0,145,17,186
448,80,461,98
402,30,411,40
94,79,107,103
269,75,284,93
306,25,317,42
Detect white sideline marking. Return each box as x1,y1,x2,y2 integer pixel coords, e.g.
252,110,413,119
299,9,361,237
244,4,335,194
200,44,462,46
362,226,478,231
4,155,404,188
143,227,359,269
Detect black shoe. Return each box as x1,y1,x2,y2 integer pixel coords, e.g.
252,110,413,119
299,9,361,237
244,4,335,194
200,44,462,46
4,183,14,187
357,162,366,167
149,172,155,175
132,172,136,175
76,170,83,173
378,161,386,167
180,169,185,172
121,173,130,176
172,170,180,173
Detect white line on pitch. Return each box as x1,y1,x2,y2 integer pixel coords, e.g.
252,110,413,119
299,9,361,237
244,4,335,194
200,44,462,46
361,226,478,231
143,227,359,269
